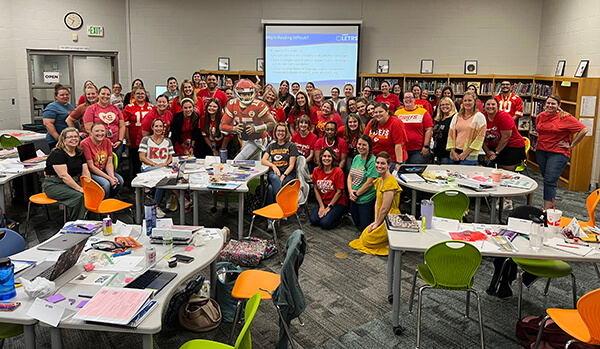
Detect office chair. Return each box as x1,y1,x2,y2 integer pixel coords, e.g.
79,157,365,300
80,176,132,215
431,189,470,222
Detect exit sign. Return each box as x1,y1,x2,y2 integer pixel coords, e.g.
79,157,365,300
87,26,104,37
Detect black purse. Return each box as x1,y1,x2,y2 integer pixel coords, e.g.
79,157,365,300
163,275,205,324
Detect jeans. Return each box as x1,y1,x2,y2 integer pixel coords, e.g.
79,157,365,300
406,149,429,164
449,158,478,166
437,156,450,165
91,171,124,199
350,199,375,231
536,150,569,202
267,171,296,204
113,143,124,160
142,166,166,205
310,204,347,230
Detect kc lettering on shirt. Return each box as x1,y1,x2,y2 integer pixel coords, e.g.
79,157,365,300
316,179,334,192
148,147,168,160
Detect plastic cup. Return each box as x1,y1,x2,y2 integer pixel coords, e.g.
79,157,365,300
491,169,502,183
220,149,228,164
420,200,434,230
546,209,562,234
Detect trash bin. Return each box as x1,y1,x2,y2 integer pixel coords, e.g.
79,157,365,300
216,261,243,322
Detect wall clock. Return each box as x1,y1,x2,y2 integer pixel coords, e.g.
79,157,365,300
64,12,83,30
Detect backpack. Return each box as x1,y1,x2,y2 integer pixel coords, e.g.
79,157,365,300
515,315,595,349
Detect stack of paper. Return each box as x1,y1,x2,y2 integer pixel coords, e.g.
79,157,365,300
544,237,594,256
73,287,155,326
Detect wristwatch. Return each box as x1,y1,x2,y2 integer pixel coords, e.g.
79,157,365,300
423,145,430,149
327,204,332,209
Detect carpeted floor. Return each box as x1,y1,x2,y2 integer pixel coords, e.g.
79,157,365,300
2,168,598,349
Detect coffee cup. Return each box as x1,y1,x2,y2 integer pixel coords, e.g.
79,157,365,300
491,169,502,183
546,209,562,234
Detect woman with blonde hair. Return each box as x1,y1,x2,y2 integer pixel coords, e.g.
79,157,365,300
170,79,205,116
432,97,457,164
447,91,487,165
67,84,99,133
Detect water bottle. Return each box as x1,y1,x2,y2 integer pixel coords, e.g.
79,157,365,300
144,195,157,236
200,280,211,298
0,258,16,301
162,229,173,252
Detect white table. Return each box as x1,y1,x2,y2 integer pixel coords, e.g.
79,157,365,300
131,168,189,225
5,224,224,349
0,159,45,213
0,130,46,146
396,165,538,223
386,226,600,334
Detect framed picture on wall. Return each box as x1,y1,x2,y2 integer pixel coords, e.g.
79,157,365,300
256,58,264,72
555,60,566,76
464,60,478,75
575,60,589,77
377,60,389,74
421,59,434,74
218,57,230,71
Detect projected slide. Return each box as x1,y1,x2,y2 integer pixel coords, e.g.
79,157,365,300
265,24,360,94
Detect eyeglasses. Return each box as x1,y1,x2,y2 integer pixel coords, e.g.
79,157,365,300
65,135,79,140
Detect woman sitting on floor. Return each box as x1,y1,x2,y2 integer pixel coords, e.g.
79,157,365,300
43,127,90,220
347,135,378,231
310,147,347,230
81,122,123,199
349,151,402,255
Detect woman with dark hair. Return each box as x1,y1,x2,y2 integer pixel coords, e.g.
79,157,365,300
124,79,150,105
431,87,443,108
356,98,369,125
171,98,201,156
330,87,346,118
374,81,401,114
81,122,123,199
288,91,311,134
313,99,343,138
82,86,126,158
291,115,317,171
305,82,315,97
43,127,90,220
192,72,202,95
170,79,205,116
278,80,295,117
310,147,347,230
202,98,231,157
392,83,402,99
44,84,75,149
338,113,365,173
138,94,173,145
314,121,348,169
349,151,402,255
347,134,378,230
441,86,461,111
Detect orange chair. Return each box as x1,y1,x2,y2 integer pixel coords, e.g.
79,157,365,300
247,179,302,263
532,288,600,349
26,193,66,223
560,189,600,229
80,176,132,215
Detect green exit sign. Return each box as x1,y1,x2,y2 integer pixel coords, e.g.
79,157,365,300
87,26,104,37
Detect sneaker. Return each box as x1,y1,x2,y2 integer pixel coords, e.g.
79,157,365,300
156,207,166,218
503,199,513,211
267,219,274,232
166,194,178,211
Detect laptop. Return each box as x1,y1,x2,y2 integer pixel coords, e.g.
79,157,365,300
124,269,177,295
37,233,89,251
18,236,89,281
17,143,47,163
157,162,185,186
397,164,427,174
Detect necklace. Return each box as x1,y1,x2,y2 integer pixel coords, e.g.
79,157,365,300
324,137,335,148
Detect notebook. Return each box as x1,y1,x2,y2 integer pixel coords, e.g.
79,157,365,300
18,236,89,281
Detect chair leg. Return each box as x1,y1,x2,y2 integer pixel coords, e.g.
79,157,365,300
26,201,32,222
408,269,419,313
517,270,524,320
248,215,256,237
532,315,551,349
543,278,551,295
465,291,470,318
570,273,577,309
272,222,283,264
63,205,67,223
470,289,485,349
297,315,304,326
229,300,244,344
295,213,303,231
43,205,51,220
594,263,600,279
565,339,578,348
416,286,430,349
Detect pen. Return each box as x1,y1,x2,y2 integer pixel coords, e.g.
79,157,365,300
112,251,131,257
103,253,114,264
78,295,93,298
106,273,118,286
557,244,579,249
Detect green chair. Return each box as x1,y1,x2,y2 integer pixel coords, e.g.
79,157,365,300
179,292,261,349
0,134,22,149
408,240,484,349
430,189,470,222
112,152,118,170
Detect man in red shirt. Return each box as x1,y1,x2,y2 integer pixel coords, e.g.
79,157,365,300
395,92,434,164
495,80,523,122
198,73,228,109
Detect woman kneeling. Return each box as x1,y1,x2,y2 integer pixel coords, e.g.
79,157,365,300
310,147,347,230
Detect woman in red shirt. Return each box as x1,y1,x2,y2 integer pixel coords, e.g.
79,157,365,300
310,147,347,230
288,91,311,134
138,94,173,146
314,121,349,169
171,79,205,117
482,97,526,171
263,86,286,125
171,98,201,156
201,98,232,157
313,100,343,138
364,103,407,169
123,85,154,174
374,81,401,114
536,94,587,209
338,113,365,173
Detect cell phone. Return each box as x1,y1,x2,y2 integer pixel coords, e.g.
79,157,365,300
173,254,194,263
0,302,21,312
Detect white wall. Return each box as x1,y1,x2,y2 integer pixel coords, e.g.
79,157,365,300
537,0,600,76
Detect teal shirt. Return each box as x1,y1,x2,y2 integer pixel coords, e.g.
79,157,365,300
349,155,378,204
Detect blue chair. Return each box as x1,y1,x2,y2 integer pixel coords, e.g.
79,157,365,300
0,228,25,341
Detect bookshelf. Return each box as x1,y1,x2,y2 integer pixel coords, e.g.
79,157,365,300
359,73,600,191
197,70,264,89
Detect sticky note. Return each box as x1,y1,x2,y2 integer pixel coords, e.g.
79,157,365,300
46,294,66,303
76,300,88,308
184,246,194,251
125,277,134,283
84,263,95,271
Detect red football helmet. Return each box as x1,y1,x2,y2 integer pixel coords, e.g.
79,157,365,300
234,79,256,105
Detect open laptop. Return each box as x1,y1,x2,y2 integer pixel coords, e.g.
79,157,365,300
18,236,89,281
124,269,177,295
397,164,427,174
157,162,185,186
17,143,47,163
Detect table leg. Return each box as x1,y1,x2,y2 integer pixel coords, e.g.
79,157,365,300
474,198,481,222
142,333,154,349
498,198,504,223
411,190,417,216
135,187,142,224
24,324,36,349
50,327,63,349
527,193,533,206
387,245,394,298
0,183,5,215
179,193,185,224
392,249,405,334
490,197,498,223
193,191,198,226
210,260,217,299
238,192,244,239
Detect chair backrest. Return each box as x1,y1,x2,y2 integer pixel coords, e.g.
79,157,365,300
276,179,300,218
234,292,261,349
585,189,600,226
112,152,118,170
424,240,482,290
0,134,22,149
575,288,600,342
80,176,105,211
0,229,26,258
430,190,470,222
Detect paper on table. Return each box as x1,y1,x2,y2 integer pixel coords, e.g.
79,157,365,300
114,220,133,237
201,228,223,240
432,217,460,231
73,287,153,325
544,237,594,256
507,217,533,235
94,256,143,272
26,298,66,327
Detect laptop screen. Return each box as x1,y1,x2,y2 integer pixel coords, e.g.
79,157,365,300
17,143,37,162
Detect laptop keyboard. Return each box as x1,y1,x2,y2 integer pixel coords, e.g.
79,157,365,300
38,267,53,280
125,270,162,289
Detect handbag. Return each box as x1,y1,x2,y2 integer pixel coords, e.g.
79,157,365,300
219,237,278,267
164,275,205,324
178,295,222,332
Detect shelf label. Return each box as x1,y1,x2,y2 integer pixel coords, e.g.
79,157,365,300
561,81,572,87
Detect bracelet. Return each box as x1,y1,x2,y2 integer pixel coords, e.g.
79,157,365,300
282,173,287,177
327,204,332,209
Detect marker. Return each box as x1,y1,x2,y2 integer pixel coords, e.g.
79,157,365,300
112,251,131,257
15,283,22,288
557,244,579,249
422,217,426,233
78,295,93,299
103,253,114,264
106,273,118,286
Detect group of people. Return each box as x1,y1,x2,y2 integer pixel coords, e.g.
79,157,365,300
41,74,587,257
